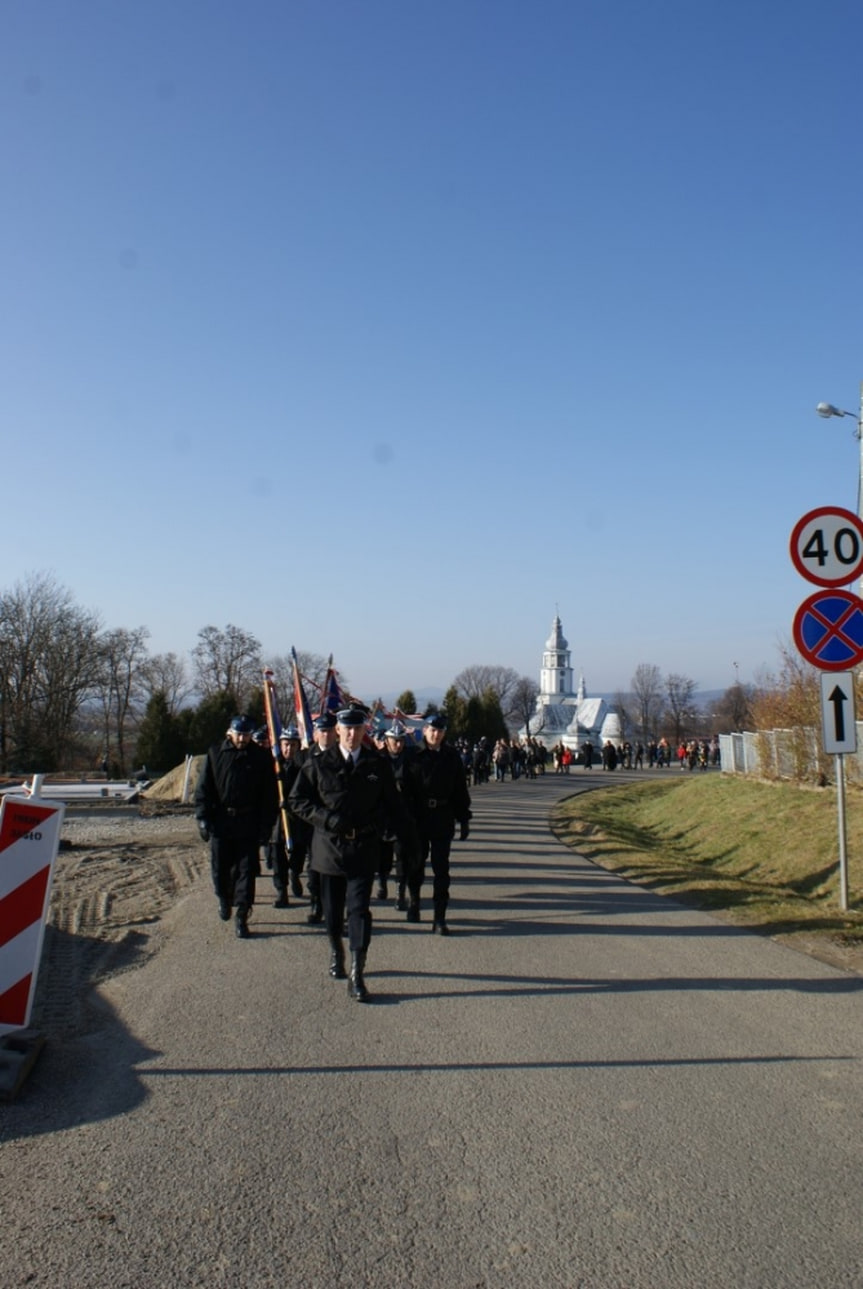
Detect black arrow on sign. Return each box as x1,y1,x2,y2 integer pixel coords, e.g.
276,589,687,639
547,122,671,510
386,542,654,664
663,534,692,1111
828,685,848,742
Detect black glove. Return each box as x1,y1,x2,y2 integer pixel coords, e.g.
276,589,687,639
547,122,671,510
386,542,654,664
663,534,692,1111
459,821,470,842
197,819,210,843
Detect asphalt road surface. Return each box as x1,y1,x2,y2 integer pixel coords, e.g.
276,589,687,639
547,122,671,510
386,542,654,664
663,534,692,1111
3,771,863,1288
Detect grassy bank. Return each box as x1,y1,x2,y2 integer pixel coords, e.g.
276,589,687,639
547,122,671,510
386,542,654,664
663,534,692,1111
550,774,863,966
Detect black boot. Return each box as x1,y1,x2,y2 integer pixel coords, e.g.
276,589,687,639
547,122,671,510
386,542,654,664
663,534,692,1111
235,905,251,939
306,897,323,925
395,881,407,911
329,938,346,979
431,904,449,935
376,878,388,901
348,950,369,1002
406,899,420,923
218,897,231,921
273,889,289,909
290,872,303,898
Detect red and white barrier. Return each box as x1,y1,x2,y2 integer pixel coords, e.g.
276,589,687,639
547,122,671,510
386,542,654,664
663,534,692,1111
0,782,64,1036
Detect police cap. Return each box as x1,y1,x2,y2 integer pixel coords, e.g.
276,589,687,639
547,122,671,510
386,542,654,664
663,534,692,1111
229,715,256,734
337,707,366,727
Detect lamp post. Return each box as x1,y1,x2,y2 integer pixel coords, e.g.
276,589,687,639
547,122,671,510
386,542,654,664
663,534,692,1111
816,382,863,595
815,383,863,912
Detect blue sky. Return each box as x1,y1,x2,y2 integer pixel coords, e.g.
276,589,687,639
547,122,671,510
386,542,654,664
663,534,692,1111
4,0,863,703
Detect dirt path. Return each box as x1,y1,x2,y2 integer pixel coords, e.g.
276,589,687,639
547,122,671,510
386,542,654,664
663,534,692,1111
31,807,206,1039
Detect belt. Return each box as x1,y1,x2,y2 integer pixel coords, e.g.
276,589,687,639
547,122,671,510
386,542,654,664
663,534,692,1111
427,798,449,809
340,826,375,841
224,806,254,816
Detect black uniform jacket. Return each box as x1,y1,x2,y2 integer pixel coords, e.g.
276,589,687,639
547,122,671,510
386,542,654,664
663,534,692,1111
195,739,279,841
408,742,472,841
270,754,313,846
289,744,411,877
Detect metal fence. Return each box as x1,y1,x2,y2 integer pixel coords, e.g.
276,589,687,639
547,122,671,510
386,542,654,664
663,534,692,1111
719,726,863,783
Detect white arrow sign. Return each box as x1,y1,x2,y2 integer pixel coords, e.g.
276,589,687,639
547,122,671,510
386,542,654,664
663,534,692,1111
820,671,857,754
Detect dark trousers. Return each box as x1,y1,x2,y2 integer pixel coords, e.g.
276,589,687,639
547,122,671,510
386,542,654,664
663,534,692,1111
321,872,373,952
271,831,309,897
210,834,257,909
378,840,395,883
420,835,453,914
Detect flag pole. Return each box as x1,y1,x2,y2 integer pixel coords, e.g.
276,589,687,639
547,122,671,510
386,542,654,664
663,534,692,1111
262,668,291,860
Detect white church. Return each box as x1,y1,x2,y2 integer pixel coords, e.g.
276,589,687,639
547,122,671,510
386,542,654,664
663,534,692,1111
520,614,621,751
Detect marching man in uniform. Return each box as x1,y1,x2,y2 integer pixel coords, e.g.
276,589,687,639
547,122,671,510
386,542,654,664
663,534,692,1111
195,715,278,939
289,707,413,1001
408,712,472,935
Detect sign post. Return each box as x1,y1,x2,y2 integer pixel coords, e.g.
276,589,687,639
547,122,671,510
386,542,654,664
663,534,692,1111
790,507,863,912
820,672,856,911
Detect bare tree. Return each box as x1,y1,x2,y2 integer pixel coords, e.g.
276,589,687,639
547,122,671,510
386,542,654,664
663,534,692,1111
0,572,102,770
94,626,151,775
510,675,540,734
711,682,755,733
613,692,631,740
454,665,523,724
631,663,663,740
265,650,333,718
664,672,697,745
141,652,192,715
192,624,262,707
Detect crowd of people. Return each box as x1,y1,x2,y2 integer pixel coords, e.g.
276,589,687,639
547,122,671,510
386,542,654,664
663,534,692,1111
193,711,720,1003
194,708,471,1003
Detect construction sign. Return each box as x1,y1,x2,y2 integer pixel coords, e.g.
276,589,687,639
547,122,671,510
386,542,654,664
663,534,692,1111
0,791,65,1036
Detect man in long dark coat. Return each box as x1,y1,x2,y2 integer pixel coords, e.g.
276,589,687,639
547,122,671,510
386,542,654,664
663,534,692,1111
195,715,278,939
289,707,411,1001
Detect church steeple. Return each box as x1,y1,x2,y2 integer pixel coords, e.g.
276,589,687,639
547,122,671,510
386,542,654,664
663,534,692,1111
540,614,574,699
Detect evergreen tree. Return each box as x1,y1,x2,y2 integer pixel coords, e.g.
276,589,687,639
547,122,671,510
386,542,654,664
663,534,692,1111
135,692,186,772
441,685,467,736
395,689,418,715
188,690,240,752
479,687,508,742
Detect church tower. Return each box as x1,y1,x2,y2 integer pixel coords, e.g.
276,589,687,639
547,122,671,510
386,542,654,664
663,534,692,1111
539,614,574,701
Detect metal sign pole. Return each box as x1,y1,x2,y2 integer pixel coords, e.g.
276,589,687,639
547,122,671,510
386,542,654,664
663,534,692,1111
835,752,849,913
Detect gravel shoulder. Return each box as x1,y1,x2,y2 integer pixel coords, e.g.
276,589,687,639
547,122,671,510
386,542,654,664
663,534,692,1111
31,805,206,1039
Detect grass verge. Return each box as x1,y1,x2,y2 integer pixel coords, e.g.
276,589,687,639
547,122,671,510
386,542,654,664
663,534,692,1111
550,773,863,972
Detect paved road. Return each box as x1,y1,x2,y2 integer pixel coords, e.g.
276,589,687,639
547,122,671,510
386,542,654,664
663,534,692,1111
3,772,863,1287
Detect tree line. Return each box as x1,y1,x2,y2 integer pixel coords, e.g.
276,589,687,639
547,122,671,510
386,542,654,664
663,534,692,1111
1,573,772,778
0,575,542,775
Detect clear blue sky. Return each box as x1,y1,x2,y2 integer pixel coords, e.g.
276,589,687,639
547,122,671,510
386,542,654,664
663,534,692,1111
4,0,862,702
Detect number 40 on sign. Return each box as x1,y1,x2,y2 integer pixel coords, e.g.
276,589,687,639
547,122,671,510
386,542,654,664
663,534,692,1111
790,506,863,587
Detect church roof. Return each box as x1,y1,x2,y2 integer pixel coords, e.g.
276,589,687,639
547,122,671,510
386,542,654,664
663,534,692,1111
545,614,568,652
575,697,604,729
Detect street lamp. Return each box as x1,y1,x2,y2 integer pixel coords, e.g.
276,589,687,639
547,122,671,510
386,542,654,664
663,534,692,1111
816,386,863,911
816,383,863,573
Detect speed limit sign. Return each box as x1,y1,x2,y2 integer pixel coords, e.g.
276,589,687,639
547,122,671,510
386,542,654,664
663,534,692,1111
790,506,863,587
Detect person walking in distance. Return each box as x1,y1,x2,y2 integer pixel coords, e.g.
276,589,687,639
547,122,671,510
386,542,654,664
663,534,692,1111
195,715,278,939
289,707,412,1001
407,712,472,935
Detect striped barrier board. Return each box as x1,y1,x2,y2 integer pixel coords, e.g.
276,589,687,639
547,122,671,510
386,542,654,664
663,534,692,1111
0,792,65,1036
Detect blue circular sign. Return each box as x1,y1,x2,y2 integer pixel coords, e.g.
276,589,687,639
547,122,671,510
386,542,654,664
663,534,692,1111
793,589,863,670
